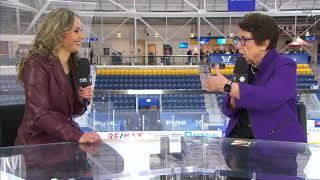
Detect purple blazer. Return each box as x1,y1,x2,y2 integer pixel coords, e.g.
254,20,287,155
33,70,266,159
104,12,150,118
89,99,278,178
222,139,308,179
15,54,84,145
222,49,307,142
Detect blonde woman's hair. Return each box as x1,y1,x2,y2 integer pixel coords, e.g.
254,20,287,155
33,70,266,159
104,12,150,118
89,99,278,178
17,8,79,82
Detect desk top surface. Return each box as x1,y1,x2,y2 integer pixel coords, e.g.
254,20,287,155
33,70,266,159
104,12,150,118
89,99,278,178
1,136,319,179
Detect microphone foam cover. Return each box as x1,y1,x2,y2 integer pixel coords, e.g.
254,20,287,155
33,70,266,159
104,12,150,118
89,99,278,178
78,58,90,78
234,56,249,74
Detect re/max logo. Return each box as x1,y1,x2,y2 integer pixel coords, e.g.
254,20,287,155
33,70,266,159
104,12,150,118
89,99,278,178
107,132,143,139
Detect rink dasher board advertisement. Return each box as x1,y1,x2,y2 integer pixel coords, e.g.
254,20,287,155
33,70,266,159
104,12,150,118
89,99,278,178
307,119,320,144
98,130,223,140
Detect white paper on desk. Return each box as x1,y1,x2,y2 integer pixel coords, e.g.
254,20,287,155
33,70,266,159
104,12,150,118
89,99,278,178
231,139,251,147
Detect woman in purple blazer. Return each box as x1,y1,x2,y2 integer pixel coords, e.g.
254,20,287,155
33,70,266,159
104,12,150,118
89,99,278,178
15,8,101,145
206,13,307,142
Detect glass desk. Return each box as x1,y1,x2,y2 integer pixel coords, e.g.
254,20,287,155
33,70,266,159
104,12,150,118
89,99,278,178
1,136,319,179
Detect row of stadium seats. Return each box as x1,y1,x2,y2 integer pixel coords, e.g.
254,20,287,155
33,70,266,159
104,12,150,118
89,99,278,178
211,69,234,75
95,82,201,90
0,75,23,91
0,95,25,105
93,94,206,111
297,69,313,74
93,94,136,103
297,83,318,89
95,74,202,90
297,64,313,74
113,104,136,109
163,94,204,97
297,74,315,79
162,102,205,109
96,75,200,83
97,69,200,75
296,68,319,88
297,79,318,84
162,96,204,103
210,64,235,75
93,94,136,110
297,64,311,68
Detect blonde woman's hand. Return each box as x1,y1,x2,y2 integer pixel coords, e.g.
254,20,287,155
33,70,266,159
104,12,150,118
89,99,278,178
79,86,93,101
79,132,101,144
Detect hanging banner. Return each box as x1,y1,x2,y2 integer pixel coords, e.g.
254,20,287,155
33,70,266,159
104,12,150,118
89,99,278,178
208,54,240,64
228,0,256,12
283,54,309,64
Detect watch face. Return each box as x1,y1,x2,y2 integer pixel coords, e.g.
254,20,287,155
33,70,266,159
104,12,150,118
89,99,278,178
224,84,231,93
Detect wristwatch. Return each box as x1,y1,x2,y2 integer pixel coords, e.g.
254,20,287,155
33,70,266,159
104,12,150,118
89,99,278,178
223,81,233,93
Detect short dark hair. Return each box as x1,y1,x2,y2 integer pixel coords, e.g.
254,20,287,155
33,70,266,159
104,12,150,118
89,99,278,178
238,13,279,50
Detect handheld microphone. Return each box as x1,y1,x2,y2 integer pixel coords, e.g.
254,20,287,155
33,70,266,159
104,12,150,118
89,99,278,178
78,58,92,110
233,57,249,83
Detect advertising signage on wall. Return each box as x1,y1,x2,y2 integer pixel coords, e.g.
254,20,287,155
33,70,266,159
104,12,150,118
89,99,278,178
98,131,224,140
209,54,240,64
228,0,256,12
87,36,99,42
209,54,309,64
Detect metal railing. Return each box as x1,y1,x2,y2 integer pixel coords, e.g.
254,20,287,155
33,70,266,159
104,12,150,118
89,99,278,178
94,55,208,66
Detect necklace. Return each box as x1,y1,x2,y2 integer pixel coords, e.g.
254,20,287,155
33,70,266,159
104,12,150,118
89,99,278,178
251,66,256,75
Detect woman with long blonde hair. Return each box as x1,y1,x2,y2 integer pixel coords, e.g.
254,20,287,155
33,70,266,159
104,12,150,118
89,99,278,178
15,8,101,145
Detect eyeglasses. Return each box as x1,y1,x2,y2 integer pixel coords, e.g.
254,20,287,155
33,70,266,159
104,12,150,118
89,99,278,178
234,36,255,46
